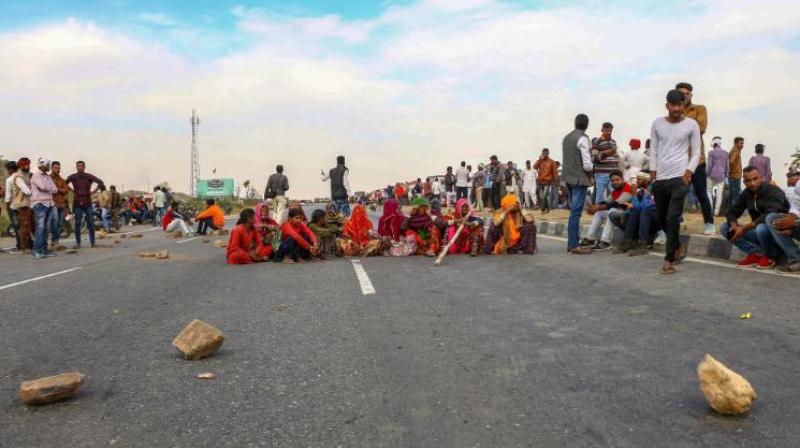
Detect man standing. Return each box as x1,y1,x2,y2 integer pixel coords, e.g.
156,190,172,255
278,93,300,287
650,89,701,275
472,164,486,211
443,166,456,208
265,165,289,222
706,137,729,216
748,144,772,183
591,122,619,204
489,155,506,211
10,158,33,253
727,137,744,208
534,148,557,214
562,114,594,255
321,156,352,217
455,161,469,201
153,186,166,226
765,169,800,273
521,160,537,209
30,159,58,259
4,161,21,253
66,160,105,249
721,166,787,270
623,139,647,184
49,161,69,248
676,82,715,235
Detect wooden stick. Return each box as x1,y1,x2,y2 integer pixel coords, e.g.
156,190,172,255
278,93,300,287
434,221,466,266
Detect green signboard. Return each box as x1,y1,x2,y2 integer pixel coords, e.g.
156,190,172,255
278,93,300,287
197,178,234,198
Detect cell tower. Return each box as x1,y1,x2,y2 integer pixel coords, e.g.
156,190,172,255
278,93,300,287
189,109,200,197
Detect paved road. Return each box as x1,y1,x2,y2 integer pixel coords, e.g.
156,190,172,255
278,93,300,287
1,216,799,447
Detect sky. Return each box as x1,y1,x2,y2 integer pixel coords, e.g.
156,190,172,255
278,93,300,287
1,0,799,198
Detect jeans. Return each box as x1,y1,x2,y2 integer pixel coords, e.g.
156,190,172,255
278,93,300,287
8,207,21,249
537,183,552,211
652,177,688,262
594,173,610,204
156,207,166,226
102,207,111,231
623,208,659,242
691,163,714,224
728,178,742,208
73,205,96,247
274,236,311,262
456,187,468,200
720,221,776,259
765,213,800,263
49,206,65,244
334,198,351,217
707,178,726,216
33,204,53,255
567,184,588,250
197,217,220,235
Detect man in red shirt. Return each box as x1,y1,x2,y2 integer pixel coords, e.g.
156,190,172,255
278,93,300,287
579,170,633,251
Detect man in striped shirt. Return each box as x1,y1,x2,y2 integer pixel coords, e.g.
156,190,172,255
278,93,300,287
591,122,619,204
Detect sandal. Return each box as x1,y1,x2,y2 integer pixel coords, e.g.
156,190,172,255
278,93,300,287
661,265,676,275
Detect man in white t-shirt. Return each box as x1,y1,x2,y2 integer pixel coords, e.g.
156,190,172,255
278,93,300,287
623,138,648,184
521,160,537,209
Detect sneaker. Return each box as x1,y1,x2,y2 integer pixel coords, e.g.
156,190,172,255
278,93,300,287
756,256,776,270
33,252,46,259
778,262,800,273
737,254,761,267
45,252,57,258
568,247,593,255
703,223,716,235
579,238,595,247
654,231,666,246
592,241,611,251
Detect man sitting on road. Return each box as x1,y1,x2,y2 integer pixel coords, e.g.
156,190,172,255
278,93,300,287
765,169,800,273
195,198,225,235
162,201,194,236
579,170,632,251
720,166,788,270
612,171,659,256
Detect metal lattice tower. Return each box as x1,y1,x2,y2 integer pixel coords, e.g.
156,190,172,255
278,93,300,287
189,109,200,197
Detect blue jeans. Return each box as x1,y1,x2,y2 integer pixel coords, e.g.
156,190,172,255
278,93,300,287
719,221,776,259
156,207,166,226
594,173,610,204
765,213,800,264
33,204,53,255
73,204,96,246
728,178,742,208
274,236,311,262
49,206,65,244
334,198,351,217
624,208,660,242
101,208,111,231
567,184,588,250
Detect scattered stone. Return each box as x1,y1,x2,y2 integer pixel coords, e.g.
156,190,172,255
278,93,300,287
130,234,143,239
20,372,86,405
197,372,217,380
138,252,156,258
52,245,67,252
114,240,121,245
65,249,79,255
173,319,225,360
213,240,227,248
120,234,128,239
202,238,210,244
155,250,169,260
276,304,289,312
212,229,229,236
96,233,106,240
697,354,756,415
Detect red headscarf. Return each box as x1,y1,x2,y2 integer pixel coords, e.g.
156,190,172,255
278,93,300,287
342,204,373,248
378,199,405,240
629,138,641,150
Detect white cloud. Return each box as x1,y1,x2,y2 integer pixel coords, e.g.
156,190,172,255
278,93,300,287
139,13,176,26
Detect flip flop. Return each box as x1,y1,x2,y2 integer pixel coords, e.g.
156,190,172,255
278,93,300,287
661,265,677,275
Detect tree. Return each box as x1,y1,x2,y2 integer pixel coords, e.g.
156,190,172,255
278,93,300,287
788,146,800,173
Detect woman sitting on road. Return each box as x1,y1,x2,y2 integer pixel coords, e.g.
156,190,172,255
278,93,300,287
378,198,417,256
400,197,441,257
275,208,318,264
254,201,279,250
227,208,272,264
483,194,536,255
338,204,384,256
308,209,338,259
325,203,346,232
445,198,484,256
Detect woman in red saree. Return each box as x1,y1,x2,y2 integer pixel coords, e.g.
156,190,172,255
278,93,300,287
445,198,484,256
339,204,383,256
227,209,273,264
400,197,441,256
254,201,279,248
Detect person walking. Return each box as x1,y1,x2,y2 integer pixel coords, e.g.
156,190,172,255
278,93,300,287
562,114,594,255
650,89,701,275
66,160,105,249
521,160,537,209
748,144,772,183
10,158,33,253
728,137,744,207
534,148,557,214
321,155,352,217
455,161,470,200
265,165,289,223
706,137,729,216
30,158,58,259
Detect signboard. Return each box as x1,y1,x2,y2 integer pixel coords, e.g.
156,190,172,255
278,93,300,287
197,178,234,198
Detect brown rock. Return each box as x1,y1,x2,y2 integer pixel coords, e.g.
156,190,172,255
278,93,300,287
138,252,156,258
173,320,225,360
155,250,169,260
20,372,86,405
130,233,143,239
212,229,229,236
114,240,121,244
213,240,227,248
697,354,756,415
202,238,210,244
121,234,128,239
65,249,79,255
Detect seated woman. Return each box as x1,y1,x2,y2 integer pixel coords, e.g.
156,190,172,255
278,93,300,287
254,201,280,250
483,194,536,255
338,204,384,256
429,198,450,236
325,203,346,233
275,208,318,264
400,197,441,257
445,198,484,256
227,209,272,264
309,209,338,259
162,201,194,236
378,199,416,256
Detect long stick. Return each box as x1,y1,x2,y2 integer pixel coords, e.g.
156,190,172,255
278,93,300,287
434,221,466,266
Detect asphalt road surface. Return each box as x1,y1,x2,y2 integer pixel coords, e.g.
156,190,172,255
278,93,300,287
1,214,799,447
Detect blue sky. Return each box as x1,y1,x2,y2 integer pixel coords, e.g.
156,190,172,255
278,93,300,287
0,0,798,196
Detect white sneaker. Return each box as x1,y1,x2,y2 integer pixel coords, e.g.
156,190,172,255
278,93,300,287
704,223,716,235
654,231,666,245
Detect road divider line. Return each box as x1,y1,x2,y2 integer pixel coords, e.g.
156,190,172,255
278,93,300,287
176,236,202,245
119,227,161,236
351,260,376,295
0,267,82,291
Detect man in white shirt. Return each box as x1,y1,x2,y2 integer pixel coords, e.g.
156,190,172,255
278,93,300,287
765,169,800,273
455,161,470,201
650,89,701,274
521,160,537,209
3,161,21,253
623,138,648,184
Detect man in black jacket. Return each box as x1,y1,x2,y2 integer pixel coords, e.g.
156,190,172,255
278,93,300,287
720,166,789,269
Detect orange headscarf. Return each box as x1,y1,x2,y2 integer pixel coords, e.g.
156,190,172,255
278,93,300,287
492,194,521,254
342,204,373,248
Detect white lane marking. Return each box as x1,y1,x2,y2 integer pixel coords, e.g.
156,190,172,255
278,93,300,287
351,259,376,295
1,246,15,251
0,267,82,291
537,234,800,279
119,227,161,236
176,236,202,245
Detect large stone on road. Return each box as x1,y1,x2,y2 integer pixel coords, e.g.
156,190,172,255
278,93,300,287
173,319,225,360
697,354,757,415
20,372,86,405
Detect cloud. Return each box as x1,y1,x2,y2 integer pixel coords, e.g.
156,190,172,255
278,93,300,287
0,0,799,199
139,13,176,27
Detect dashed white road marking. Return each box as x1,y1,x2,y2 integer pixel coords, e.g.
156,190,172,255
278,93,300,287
351,259,376,295
176,236,202,245
0,267,83,291
119,227,162,236
537,234,800,278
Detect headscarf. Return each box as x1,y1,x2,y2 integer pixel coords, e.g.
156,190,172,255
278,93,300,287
17,158,30,169
411,197,429,207
493,194,521,254
342,204,372,247
629,139,641,150
378,199,405,240
429,198,442,218
452,198,474,220
254,202,277,227
37,158,51,168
